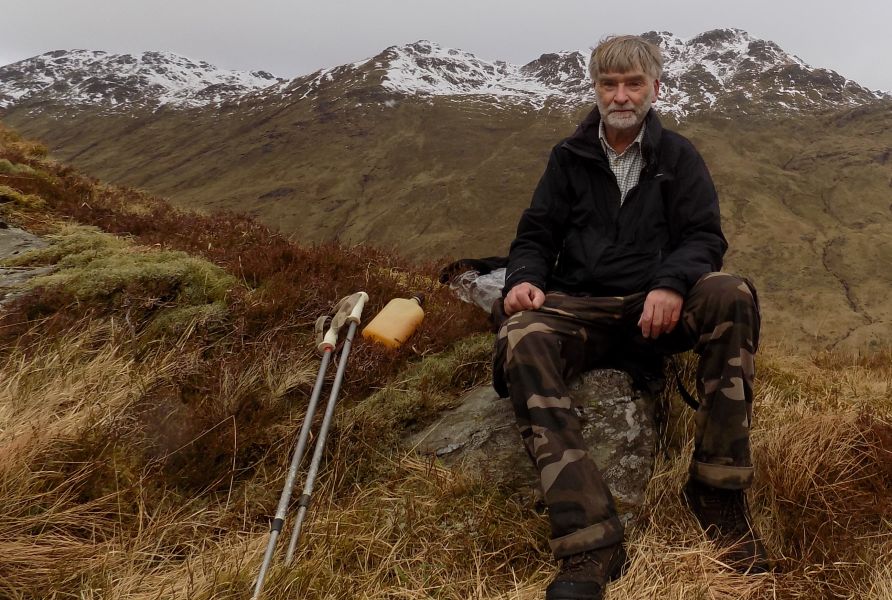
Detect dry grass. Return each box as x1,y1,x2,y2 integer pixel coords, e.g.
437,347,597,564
0,315,546,598
0,306,888,599
0,121,890,599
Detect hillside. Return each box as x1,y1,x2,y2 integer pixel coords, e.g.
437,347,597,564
1,118,892,599
4,99,891,353
1,30,891,353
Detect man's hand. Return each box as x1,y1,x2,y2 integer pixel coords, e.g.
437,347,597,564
638,288,684,339
504,282,545,316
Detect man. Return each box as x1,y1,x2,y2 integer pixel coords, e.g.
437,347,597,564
492,35,767,600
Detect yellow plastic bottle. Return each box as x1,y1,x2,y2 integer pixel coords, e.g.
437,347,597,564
361,296,425,349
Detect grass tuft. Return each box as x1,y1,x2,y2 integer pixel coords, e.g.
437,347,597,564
0,157,38,176
0,183,45,210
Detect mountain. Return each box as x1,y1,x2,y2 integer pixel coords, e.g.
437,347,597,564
304,29,884,117
0,49,283,111
1,29,886,118
0,29,890,352
649,30,886,115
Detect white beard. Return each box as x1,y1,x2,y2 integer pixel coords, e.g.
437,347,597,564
597,89,654,131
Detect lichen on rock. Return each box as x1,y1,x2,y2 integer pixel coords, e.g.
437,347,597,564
409,368,656,525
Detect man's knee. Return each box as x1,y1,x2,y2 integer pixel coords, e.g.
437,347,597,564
697,272,756,299
500,309,562,358
492,309,563,396
689,272,761,349
494,309,545,394
692,272,759,321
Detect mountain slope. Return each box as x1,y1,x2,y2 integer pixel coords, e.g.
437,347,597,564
1,30,890,352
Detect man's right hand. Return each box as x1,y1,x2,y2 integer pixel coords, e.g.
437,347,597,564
503,282,545,316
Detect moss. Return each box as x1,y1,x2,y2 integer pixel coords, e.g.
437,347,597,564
7,225,238,307
346,332,493,445
35,250,235,305
141,301,229,341
3,225,129,267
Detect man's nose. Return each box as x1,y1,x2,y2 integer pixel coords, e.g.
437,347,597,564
614,84,629,103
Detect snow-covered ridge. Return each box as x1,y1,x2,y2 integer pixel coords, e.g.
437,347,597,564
0,49,283,110
367,29,884,116
655,29,806,86
378,41,592,109
1,30,887,118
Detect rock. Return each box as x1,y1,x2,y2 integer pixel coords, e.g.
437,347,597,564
0,225,45,258
408,369,656,525
0,225,51,305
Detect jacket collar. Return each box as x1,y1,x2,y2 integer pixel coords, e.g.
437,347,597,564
562,106,663,167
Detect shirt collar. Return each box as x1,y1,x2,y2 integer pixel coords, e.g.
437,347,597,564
599,119,646,157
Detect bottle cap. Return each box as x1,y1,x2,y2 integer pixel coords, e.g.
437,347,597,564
411,293,425,306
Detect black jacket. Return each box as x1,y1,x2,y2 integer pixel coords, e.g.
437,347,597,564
505,108,727,298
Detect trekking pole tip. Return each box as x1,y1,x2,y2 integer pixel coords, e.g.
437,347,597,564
347,291,369,324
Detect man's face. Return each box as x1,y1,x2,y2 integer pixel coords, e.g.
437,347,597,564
594,70,660,132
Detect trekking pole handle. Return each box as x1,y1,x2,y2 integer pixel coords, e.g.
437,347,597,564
319,325,338,352
346,291,369,324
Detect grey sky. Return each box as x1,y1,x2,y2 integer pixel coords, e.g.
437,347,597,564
2,0,890,93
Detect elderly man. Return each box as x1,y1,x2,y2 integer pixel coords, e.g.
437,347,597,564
492,35,767,599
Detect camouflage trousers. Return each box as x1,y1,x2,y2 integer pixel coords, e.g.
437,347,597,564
492,272,760,558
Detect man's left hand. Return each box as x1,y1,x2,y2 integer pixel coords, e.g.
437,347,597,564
638,288,684,339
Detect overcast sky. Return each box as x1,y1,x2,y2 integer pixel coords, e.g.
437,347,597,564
2,0,890,93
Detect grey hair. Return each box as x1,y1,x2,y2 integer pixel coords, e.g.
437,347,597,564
588,35,663,81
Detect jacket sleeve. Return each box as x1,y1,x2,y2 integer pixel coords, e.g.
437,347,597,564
503,147,572,294
650,143,727,296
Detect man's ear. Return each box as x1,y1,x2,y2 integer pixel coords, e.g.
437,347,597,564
653,79,661,101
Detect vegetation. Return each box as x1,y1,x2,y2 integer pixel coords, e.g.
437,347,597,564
4,91,892,353
0,122,890,598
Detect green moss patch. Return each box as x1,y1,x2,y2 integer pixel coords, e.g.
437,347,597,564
141,301,229,340
346,332,493,444
6,224,238,312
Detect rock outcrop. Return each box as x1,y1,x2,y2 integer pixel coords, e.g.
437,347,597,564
0,224,50,305
409,369,656,524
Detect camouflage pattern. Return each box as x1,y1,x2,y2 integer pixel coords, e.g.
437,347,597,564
492,272,760,557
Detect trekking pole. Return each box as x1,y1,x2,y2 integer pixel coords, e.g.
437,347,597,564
251,292,367,600
283,291,369,565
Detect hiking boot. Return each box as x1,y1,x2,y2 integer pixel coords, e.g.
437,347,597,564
683,478,770,573
545,543,627,600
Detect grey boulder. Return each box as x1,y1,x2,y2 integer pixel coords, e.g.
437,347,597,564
0,225,51,306
408,369,656,524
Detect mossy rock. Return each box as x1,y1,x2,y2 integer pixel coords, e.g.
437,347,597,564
410,369,657,524
346,333,493,444
7,224,238,308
